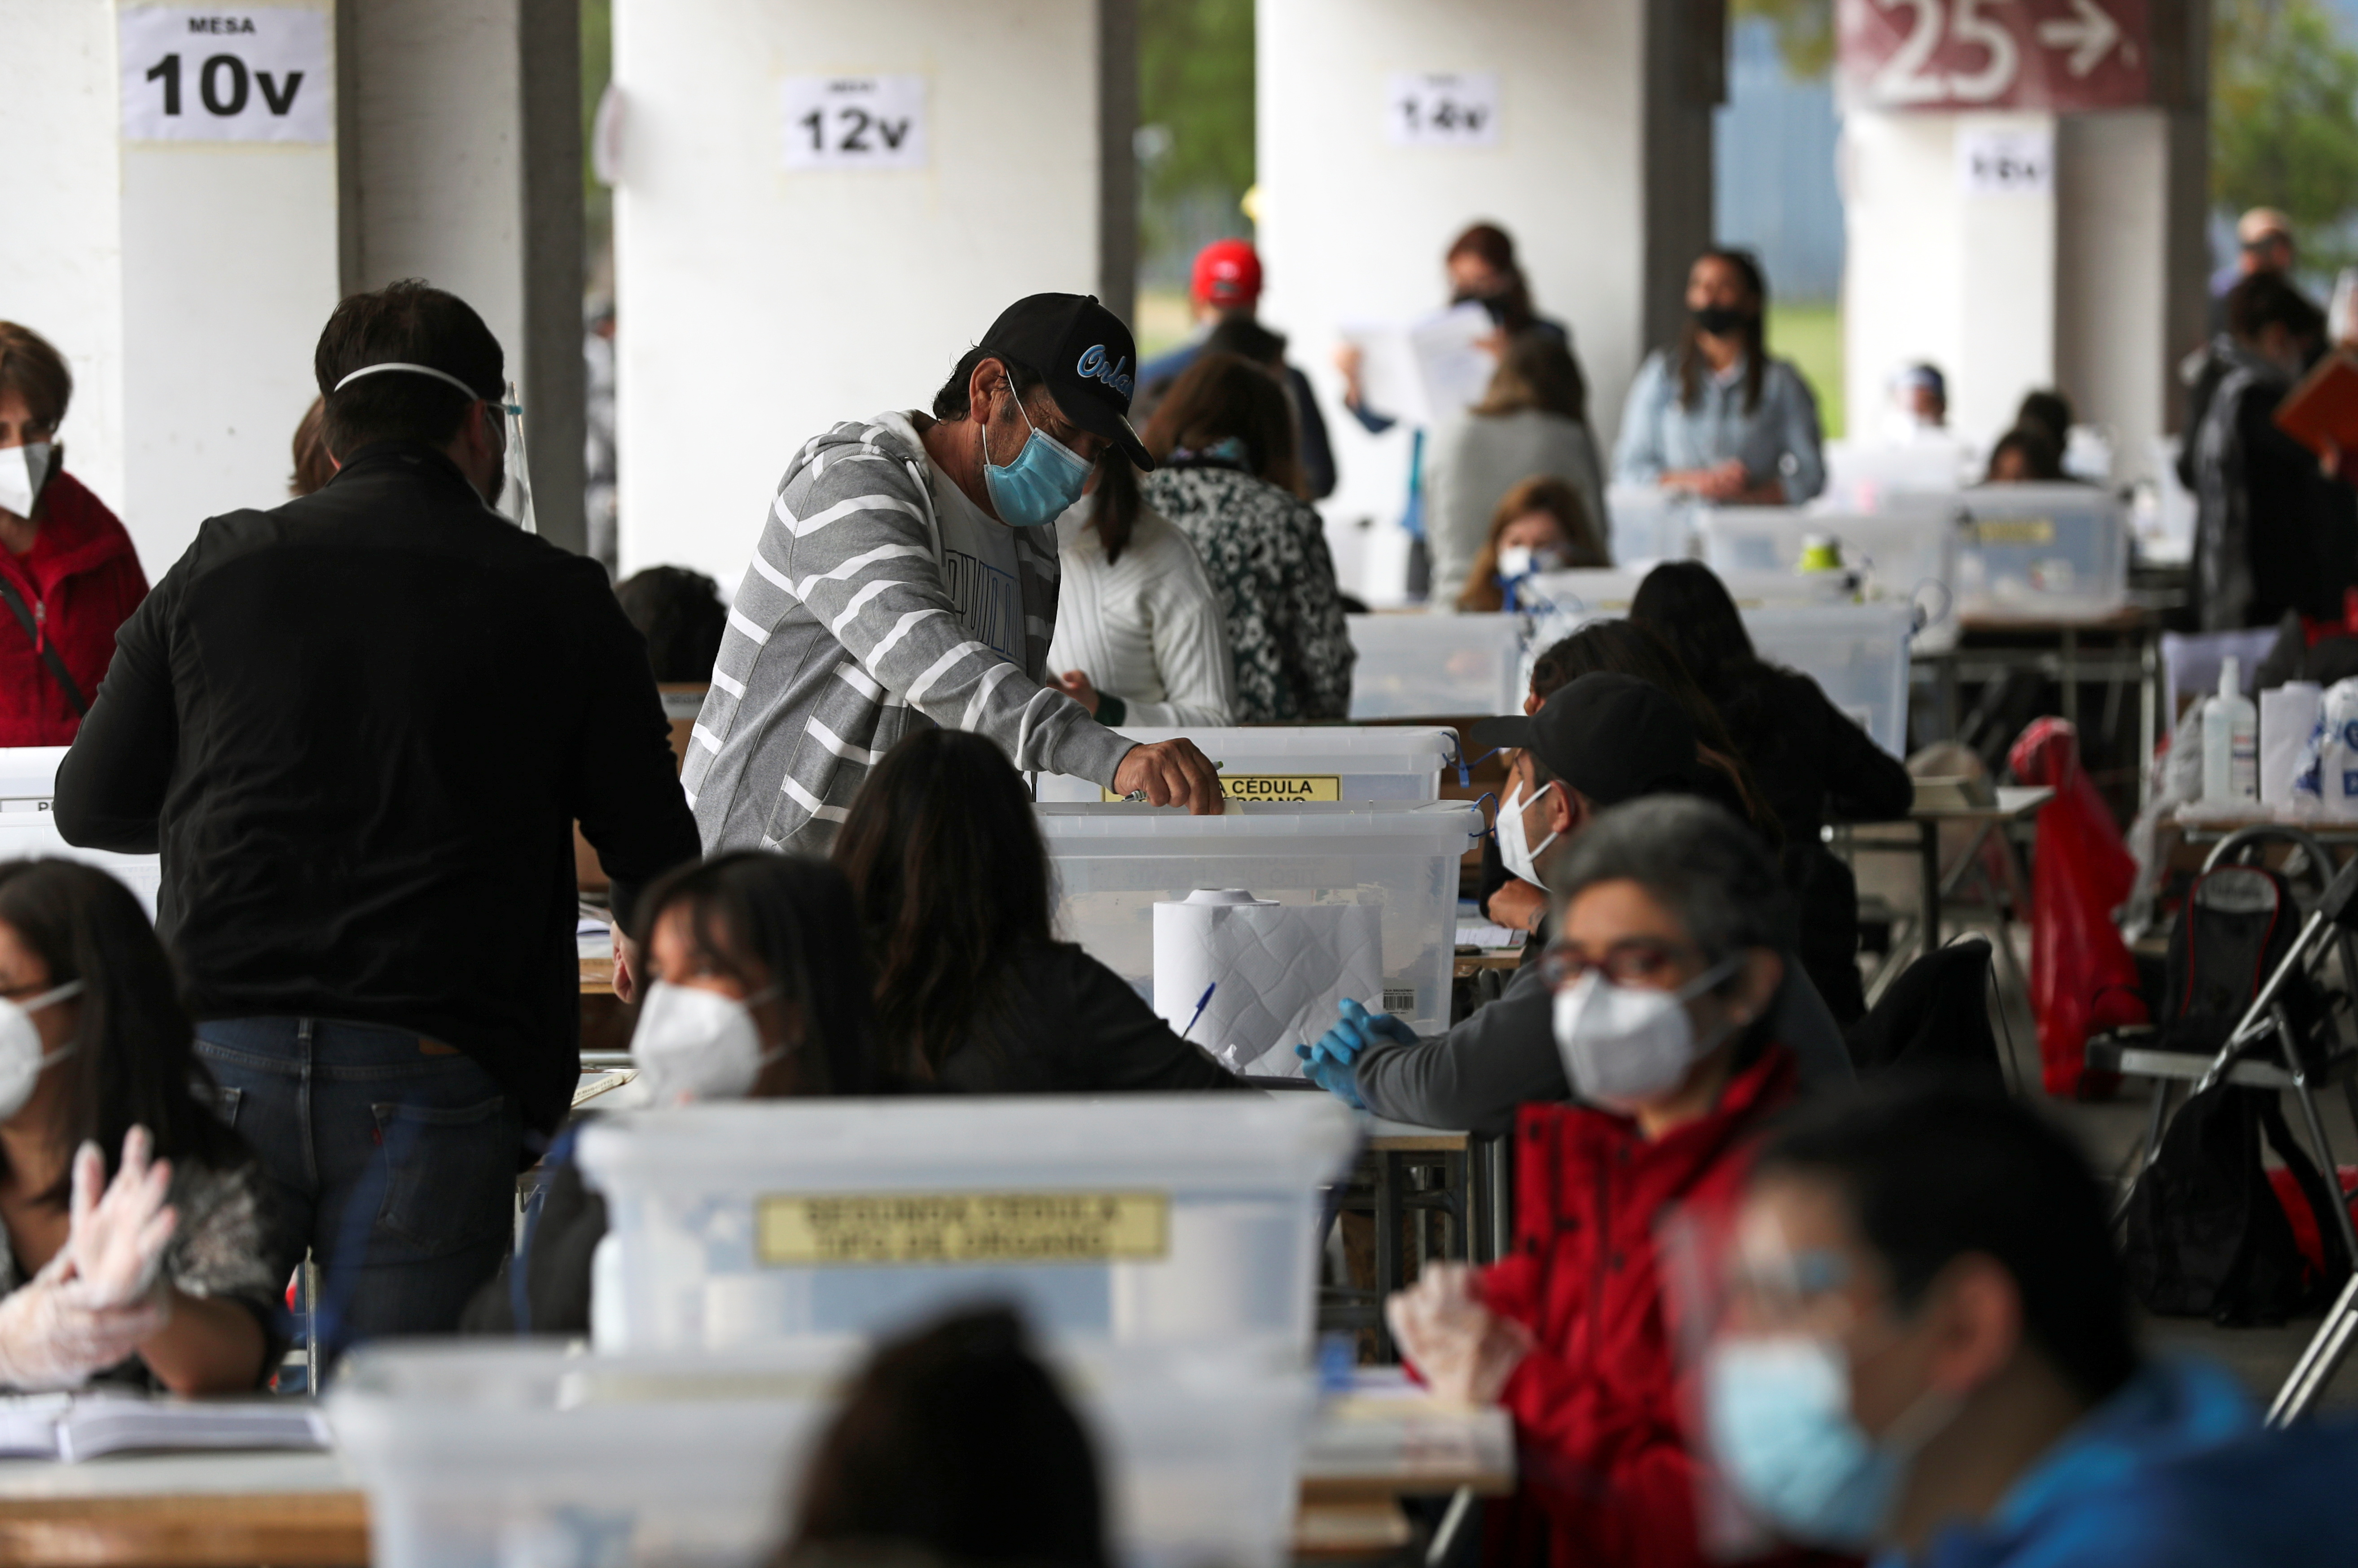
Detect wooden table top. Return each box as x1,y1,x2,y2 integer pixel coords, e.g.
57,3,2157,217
0,1492,1437,1566
0,1488,369,1567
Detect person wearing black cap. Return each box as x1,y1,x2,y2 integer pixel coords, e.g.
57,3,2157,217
50,280,702,1350
1295,673,1853,1133
684,293,1224,856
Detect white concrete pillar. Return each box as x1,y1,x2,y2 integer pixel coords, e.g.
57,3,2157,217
1,0,587,573
1,1,341,578
341,0,587,553
1842,110,2059,445
609,0,1137,584
1840,6,2208,480
1256,0,1717,603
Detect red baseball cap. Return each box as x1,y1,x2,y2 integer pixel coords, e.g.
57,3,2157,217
1191,239,1263,309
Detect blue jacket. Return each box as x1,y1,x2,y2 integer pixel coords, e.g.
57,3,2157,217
1611,347,1827,503
1894,1357,2354,1568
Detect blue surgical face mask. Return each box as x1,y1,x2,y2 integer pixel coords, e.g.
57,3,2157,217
982,380,1092,527
1704,1332,1957,1551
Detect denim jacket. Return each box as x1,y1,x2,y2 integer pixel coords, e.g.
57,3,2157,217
1612,348,1826,503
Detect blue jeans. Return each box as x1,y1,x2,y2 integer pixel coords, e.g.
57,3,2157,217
195,1017,524,1358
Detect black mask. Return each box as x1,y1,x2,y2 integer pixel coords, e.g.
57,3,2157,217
1691,304,1752,337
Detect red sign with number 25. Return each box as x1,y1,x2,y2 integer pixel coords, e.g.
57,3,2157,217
1839,0,2150,112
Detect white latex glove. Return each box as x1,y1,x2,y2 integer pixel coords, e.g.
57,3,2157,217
0,1130,176,1391
66,1129,177,1309
1386,1262,1533,1408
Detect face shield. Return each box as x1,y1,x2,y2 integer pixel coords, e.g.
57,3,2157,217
490,381,536,534
329,361,536,531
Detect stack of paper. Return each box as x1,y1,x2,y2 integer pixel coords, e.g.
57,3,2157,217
0,1391,327,1462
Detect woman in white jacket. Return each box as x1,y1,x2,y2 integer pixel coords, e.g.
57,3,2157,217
1049,457,1235,728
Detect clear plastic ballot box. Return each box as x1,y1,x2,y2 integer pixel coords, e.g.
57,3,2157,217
1036,800,1480,1037
1696,504,1963,650
578,1094,1359,1355
1520,582,1914,758
1035,725,1460,804
1344,613,1524,719
1954,483,2130,621
0,747,162,916
1744,602,1916,758
330,1337,1316,1568
1603,483,1697,565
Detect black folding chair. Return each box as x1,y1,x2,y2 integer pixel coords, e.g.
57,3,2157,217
2095,826,2358,1213
2107,842,2358,1423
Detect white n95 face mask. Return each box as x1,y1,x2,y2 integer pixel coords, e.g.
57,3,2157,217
629,981,784,1106
1552,957,1740,1111
0,442,55,522
1497,544,1567,580
0,979,86,1121
1495,781,1560,889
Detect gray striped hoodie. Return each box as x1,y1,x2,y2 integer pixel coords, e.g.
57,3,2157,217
685,412,1134,853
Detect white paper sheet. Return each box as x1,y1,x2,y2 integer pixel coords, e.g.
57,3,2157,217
1405,303,1500,422
1335,302,1497,429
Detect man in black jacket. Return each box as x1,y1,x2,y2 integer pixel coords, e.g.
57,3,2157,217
2190,273,2357,630
53,281,700,1352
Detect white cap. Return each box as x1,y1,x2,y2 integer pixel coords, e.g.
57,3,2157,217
2220,656,2241,699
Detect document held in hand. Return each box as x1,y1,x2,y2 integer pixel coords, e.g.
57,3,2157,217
2273,349,2358,462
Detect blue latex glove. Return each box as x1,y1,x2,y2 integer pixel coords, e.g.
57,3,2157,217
1360,1004,1419,1050
1295,1041,1366,1109
1306,1020,1366,1069
1313,998,1418,1067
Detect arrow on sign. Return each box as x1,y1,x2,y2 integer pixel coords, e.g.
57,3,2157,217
2037,0,2122,78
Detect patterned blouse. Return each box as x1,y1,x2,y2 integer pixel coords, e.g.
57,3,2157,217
1142,461,1356,723
0,1159,285,1391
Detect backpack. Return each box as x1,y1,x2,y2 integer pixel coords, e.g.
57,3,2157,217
2157,864,2323,1066
1843,939,2004,1097
2124,864,2350,1322
2122,1083,2349,1324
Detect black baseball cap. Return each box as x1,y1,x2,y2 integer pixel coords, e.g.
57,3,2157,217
977,293,1154,470
1469,673,1706,808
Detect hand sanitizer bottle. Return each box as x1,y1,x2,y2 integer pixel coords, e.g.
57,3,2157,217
2202,657,2259,803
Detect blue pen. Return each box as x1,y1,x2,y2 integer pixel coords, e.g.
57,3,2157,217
1180,982,1217,1039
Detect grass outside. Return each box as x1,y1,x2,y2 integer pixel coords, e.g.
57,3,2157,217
1136,287,1194,359
1769,300,1844,440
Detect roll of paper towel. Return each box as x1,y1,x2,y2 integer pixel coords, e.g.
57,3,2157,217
2261,682,2324,806
1153,889,1383,1077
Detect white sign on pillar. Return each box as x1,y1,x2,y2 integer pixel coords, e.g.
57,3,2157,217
1956,126,2055,195
781,76,928,171
112,3,338,576
119,8,331,144
1385,72,1500,148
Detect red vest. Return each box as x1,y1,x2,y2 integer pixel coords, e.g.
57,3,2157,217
0,471,149,747
1474,1046,1840,1568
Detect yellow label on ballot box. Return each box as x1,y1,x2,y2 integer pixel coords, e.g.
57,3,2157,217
1103,774,1341,803
1973,518,2055,546
756,1191,1171,1265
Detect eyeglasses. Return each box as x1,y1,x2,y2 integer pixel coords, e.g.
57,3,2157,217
1722,1247,1860,1333
1539,936,1705,990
